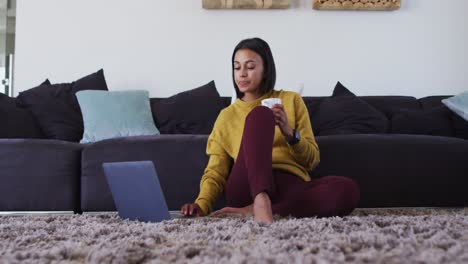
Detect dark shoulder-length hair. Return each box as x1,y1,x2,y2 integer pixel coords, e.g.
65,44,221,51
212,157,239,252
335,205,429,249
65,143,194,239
232,37,276,99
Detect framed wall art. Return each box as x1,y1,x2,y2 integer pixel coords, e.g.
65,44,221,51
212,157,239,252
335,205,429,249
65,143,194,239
203,0,289,9
312,0,401,11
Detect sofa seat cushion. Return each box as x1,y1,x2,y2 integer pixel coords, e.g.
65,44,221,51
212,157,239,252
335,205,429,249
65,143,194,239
311,134,468,208
80,134,213,211
0,139,82,211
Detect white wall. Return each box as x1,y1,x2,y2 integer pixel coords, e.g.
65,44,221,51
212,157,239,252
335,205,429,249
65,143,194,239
14,0,468,97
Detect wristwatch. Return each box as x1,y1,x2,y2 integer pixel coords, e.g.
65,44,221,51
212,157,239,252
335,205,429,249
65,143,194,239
287,129,300,145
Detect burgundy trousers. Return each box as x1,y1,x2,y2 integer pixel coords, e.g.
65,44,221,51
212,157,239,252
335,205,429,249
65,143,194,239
225,106,360,218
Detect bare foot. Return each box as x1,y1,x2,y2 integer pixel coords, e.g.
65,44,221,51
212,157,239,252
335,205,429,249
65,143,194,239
211,204,253,216
253,192,274,224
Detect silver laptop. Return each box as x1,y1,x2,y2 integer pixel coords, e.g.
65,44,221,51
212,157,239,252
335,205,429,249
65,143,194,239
102,160,181,222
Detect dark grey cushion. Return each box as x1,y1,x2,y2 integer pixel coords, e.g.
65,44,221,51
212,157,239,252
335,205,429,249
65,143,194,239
0,80,51,139
390,106,454,137
0,139,82,211
16,70,108,142
312,82,389,136
0,93,45,139
150,81,224,134
418,95,451,110
81,135,212,211
417,96,467,139
361,96,420,119
452,114,468,139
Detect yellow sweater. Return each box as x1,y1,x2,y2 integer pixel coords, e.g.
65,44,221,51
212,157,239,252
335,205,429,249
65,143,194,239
195,90,320,214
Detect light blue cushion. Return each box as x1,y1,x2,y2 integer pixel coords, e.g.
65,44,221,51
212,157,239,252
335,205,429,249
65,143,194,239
76,90,160,143
442,91,468,122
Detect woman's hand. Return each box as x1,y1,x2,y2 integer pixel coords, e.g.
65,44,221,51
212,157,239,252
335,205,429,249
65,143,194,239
271,104,294,140
181,203,204,217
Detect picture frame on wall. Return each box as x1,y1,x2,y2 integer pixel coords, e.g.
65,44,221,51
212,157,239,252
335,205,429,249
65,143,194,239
312,0,401,11
202,0,289,9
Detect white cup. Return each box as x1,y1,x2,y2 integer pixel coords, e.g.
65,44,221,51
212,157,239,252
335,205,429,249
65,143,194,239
261,98,282,109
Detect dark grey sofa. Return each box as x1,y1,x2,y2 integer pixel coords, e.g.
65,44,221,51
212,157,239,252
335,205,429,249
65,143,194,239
79,95,468,212
1,95,467,213
79,134,468,212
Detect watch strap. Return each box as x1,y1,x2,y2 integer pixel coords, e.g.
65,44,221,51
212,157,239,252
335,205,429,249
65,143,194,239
287,129,300,145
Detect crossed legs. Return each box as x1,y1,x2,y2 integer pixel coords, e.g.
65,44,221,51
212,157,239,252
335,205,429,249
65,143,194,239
225,106,360,222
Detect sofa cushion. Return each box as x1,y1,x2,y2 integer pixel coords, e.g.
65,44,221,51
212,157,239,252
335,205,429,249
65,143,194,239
361,96,420,119
151,81,224,134
16,69,108,142
452,114,468,139
77,90,160,143
0,139,82,211
419,95,451,110
312,82,389,136
442,91,468,121
311,134,468,208
302,97,324,117
0,81,51,139
40,79,52,86
390,106,453,137
80,134,215,211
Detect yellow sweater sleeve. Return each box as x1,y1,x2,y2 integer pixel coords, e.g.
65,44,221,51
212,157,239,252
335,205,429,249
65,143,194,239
195,115,232,215
288,93,321,171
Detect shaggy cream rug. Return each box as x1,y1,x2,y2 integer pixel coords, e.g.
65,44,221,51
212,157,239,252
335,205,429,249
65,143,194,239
1,208,468,263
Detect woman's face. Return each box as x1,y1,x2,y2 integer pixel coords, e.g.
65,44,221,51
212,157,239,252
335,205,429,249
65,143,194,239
233,49,264,96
